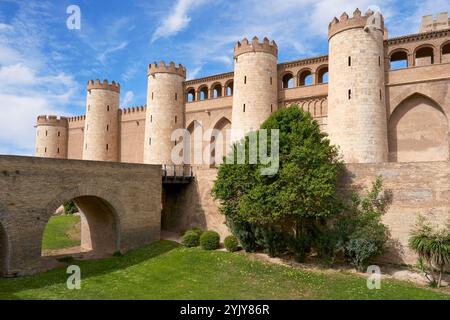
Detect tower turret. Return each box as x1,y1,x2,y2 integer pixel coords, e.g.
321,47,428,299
231,37,278,144
83,79,120,162
35,115,68,158
143,61,186,165
327,9,388,163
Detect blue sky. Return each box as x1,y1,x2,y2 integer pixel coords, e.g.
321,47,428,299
0,0,449,156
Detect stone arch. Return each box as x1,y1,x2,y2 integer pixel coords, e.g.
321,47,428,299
441,41,450,63
198,85,208,100
316,65,328,84
186,87,196,102
186,120,203,166
389,48,409,69
388,93,449,162
225,80,234,96
298,68,313,86
211,82,223,98
281,72,294,89
414,44,435,66
210,117,232,167
42,187,124,256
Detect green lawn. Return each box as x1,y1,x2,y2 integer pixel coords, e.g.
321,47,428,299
42,215,81,250
1,240,448,300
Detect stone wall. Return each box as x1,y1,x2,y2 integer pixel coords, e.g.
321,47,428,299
0,155,162,276
342,161,450,265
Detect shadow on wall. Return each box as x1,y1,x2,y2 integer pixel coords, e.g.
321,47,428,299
0,222,6,276
161,181,207,234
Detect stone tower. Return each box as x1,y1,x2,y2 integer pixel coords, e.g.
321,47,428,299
35,115,68,159
231,37,278,144
327,9,388,163
83,79,120,162
144,61,186,165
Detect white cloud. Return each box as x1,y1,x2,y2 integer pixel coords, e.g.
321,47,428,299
122,91,134,106
98,41,129,65
186,66,202,80
152,0,206,42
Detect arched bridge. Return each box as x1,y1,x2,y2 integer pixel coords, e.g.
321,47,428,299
0,155,163,277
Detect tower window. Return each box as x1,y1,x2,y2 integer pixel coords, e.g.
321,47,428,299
57,148,60,154
149,138,152,145
175,116,177,123
348,56,351,66
152,92,154,100
243,104,246,112
271,104,273,113
85,144,87,150
106,144,109,150
380,89,382,100
58,131,60,137
107,124,109,131
107,105,110,111
45,147,47,153
150,115,153,122
270,77,273,85
348,89,352,100
175,93,178,100
45,130,48,136
88,105,90,111
244,76,247,84
175,140,177,146
378,56,381,67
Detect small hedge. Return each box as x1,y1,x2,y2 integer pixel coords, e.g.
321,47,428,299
182,230,200,247
200,231,220,250
224,235,239,252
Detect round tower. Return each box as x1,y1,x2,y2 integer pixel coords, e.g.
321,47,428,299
231,36,278,144
83,79,120,162
35,115,68,159
327,9,388,163
143,61,186,165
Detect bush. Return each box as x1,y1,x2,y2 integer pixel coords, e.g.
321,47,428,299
224,235,239,252
182,230,200,248
344,238,378,271
409,215,450,288
64,200,78,215
200,231,220,250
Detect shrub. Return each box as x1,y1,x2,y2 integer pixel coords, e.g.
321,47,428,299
200,231,220,250
224,235,239,252
113,250,123,257
182,230,200,248
227,219,259,252
409,215,450,288
64,200,78,215
344,238,378,271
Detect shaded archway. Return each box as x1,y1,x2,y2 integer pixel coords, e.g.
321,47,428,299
389,93,448,162
186,120,203,166
212,83,222,98
282,73,294,89
210,117,232,167
198,86,208,100
42,195,120,259
442,41,450,63
316,66,328,84
298,69,313,86
225,80,233,96
415,46,434,66
390,50,408,69
186,88,195,102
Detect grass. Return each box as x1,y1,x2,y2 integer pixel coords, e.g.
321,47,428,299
0,240,448,300
41,215,81,251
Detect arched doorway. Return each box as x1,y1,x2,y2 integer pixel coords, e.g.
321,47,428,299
210,117,232,167
389,94,449,162
186,120,203,166
41,195,119,259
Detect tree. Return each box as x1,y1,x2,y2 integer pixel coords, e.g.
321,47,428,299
409,215,450,288
212,106,343,258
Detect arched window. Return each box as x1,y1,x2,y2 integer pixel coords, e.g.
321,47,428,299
282,73,294,89
317,66,328,84
199,86,208,100
186,88,195,102
298,70,313,86
390,50,408,69
225,81,233,96
442,42,450,63
212,83,222,99
415,46,434,66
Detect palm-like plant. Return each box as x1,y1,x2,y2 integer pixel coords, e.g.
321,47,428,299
409,215,450,288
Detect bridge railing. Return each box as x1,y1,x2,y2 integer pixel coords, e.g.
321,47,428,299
162,165,194,184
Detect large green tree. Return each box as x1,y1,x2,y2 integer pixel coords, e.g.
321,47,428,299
212,106,343,243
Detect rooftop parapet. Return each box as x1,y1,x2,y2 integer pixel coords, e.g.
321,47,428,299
328,8,384,40
87,79,120,93
36,115,68,126
120,105,147,114
420,12,449,33
234,36,278,58
148,61,186,78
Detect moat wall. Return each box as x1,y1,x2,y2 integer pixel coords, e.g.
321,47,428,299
164,162,450,265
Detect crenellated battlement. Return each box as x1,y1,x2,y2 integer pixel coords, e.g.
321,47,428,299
148,61,186,78
328,8,384,39
120,105,147,115
67,115,86,123
36,115,68,126
234,36,278,58
87,79,121,93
